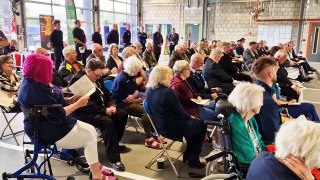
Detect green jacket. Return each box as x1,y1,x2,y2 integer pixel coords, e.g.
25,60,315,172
143,50,157,67
229,111,266,164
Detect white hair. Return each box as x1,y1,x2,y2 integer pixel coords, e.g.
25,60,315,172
146,41,153,48
228,82,264,113
210,48,223,58
122,47,136,59
146,66,172,89
174,44,184,51
62,46,75,57
274,50,287,59
123,56,143,76
172,60,189,76
275,118,320,169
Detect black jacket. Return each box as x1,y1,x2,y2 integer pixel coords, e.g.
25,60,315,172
152,32,163,53
186,70,213,100
69,70,115,126
277,63,293,88
58,60,84,82
107,30,119,45
219,52,238,75
107,55,123,70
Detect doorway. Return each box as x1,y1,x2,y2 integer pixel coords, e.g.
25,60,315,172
307,22,320,62
184,22,202,47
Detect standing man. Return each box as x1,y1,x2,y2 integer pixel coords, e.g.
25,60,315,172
50,19,64,70
72,20,86,64
122,24,131,47
107,24,119,45
91,25,102,46
168,28,179,57
152,26,163,61
137,26,147,52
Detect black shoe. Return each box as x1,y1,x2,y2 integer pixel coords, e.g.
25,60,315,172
183,151,190,163
303,77,313,82
111,162,125,171
310,67,317,72
118,145,127,153
187,154,205,169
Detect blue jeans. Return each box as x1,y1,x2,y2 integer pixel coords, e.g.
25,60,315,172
205,100,216,110
288,103,320,122
198,106,219,122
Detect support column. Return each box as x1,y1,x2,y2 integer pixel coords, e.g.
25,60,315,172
202,0,208,39
296,0,306,53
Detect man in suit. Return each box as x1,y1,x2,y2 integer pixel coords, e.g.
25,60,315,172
168,28,179,57
235,38,245,56
69,59,128,171
203,48,235,95
137,26,147,52
187,53,220,100
243,41,258,70
152,26,163,61
219,42,252,82
107,24,119,45
121,24,131,47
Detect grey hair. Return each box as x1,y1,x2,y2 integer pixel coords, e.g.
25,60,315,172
275,118,320,169
172,60,189,76
122,47,136,59
174,44,184,51
228,82,264,113
108,43,119,54
146,66,173,89
146,42,153,48
123,56,143,76
210,48,223,58
274,50,287,59
62,46,75,57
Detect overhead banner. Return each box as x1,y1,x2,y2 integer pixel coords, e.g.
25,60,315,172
39,15,54,49
65,0,77,45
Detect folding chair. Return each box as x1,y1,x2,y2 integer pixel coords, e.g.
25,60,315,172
0,107,23,146
143,100,184,177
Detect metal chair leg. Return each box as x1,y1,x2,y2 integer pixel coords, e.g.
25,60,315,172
0,111,23,146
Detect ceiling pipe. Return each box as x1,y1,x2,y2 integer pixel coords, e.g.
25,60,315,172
253,0,320,22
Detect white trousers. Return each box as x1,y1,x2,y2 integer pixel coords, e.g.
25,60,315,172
56,120,98,165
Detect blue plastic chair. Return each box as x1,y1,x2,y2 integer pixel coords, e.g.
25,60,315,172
104,80,114,92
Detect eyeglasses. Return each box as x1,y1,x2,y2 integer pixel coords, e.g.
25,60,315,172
92,71,103,78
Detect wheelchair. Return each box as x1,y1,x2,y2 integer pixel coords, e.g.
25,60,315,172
2,104,90,180
202,95,249,180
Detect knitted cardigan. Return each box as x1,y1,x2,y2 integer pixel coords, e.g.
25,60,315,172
229,111,267,164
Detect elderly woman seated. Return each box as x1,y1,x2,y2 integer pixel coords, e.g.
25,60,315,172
146,66,206,168
107,43,123,72
171,60,218,122
19,54,111,180
228,82,267,165
111,56,157,148
247,119,320,179
0,55,21,112
58,46,84,82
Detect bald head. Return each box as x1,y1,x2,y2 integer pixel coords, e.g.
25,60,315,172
190,53,204,70
92,43,103,58
35,47,49,56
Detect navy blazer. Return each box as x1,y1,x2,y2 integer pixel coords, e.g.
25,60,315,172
186,71,212,100
146,86,204,141
152,32,163,53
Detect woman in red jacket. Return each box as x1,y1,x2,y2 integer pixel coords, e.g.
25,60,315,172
170,60,217,122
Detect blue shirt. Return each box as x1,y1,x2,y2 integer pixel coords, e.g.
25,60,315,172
247,152,300,180
255,80,281,144
19,78,76,144
112,71,137,108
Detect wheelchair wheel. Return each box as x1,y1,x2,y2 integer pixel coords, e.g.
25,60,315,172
75,156,90,173
205,156,225,176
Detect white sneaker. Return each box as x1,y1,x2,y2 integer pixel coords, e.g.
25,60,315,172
212,141,220,149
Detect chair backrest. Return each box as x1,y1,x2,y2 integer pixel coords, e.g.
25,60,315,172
143,100,161,137
104,80,113,92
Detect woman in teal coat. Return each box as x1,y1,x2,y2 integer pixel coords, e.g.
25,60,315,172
228,83,267,164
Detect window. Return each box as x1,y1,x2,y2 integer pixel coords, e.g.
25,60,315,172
257,25,292,47
25,0,94,50
99,0,138,45
0,0,14,40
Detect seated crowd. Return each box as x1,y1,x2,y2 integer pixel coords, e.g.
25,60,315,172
1,31,320,180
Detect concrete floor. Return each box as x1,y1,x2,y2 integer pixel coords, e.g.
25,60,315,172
1,56,320,180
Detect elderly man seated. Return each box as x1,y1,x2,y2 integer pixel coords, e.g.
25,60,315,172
69,59,128,171
219,42,252,82
143,42,157,68
58,46,84,82
168,44,189,68
203,48,235,95
112,56,158,149
243,41,258,70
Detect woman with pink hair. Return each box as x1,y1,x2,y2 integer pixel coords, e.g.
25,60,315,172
18,54,111,180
